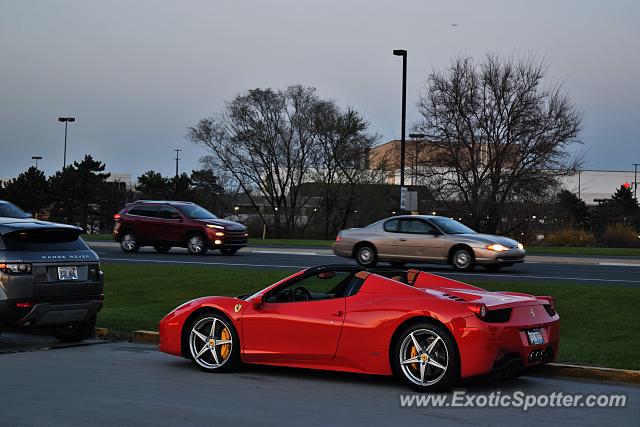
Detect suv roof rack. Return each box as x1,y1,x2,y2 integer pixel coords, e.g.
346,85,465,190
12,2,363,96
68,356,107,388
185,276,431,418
133,200,195,205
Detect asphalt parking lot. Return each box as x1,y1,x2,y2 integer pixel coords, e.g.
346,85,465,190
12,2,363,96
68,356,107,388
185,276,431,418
0,334,637,427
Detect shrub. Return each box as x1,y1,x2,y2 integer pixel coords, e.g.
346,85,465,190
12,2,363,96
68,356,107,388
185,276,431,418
545,228,596,247
598,223,640,248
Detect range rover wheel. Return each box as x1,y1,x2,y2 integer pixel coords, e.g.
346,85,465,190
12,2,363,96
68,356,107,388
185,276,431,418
120,232,139,253
355,244,378,267
188,313,239,372
392,321,459,392
52,316,96,342
154,244,172,253
187,234,208,255
220,247,239,256
451,247,475,271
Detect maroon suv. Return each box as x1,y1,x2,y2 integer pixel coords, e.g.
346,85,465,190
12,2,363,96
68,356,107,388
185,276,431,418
113,201,248,255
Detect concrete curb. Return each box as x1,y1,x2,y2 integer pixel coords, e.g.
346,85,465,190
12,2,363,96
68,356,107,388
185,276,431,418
132,330,160,344
539,363,640,384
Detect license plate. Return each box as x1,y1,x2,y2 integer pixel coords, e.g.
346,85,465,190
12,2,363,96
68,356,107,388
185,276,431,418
527,328,545,345
58,266,78,281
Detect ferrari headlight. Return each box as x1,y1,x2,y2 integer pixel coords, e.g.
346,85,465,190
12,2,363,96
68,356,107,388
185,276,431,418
517,242,524,250
486,244,509,252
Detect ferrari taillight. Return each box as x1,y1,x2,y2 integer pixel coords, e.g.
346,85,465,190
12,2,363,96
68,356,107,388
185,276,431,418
538,296,556,316
464,302,487,320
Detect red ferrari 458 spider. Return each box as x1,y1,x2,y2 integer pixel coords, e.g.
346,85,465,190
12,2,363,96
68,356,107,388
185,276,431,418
159,265,559,391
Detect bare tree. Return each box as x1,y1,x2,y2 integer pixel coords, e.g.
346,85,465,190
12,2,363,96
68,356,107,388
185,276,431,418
415,54,582,233
310,100,380,238
187,85,320,237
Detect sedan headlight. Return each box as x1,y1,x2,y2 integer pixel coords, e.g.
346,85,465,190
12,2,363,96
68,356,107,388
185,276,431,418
517,242,524,250
486,244,509,252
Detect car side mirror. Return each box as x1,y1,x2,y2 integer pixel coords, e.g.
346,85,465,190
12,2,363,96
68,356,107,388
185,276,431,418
252,296,264,309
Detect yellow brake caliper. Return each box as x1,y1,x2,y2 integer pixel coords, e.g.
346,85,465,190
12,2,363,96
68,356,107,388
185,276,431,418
220,327,231,359
410,345,418,371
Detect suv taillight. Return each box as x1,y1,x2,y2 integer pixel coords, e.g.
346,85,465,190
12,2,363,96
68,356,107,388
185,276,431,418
0,263,32,274
114,213,121,221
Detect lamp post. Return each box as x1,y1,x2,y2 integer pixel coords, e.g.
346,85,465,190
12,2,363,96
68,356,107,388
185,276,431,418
634,163,639,201
393,49,407,188
409,133,426,185
31,156,42,169
58,117,75,168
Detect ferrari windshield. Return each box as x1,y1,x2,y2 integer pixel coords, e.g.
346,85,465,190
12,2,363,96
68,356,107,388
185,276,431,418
430,217,476,234
178,205,218,219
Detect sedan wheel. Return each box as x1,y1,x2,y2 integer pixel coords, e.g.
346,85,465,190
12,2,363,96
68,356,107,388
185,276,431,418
187,234,208,255
451,248,474,271
188,314,237,372
394,323,459,391
120,233,139,253
355,244,378,267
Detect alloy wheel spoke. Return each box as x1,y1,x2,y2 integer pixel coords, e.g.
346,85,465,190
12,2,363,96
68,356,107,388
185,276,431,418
427,358,446,371
410,332,423,353
210,347,220,365
419,361,426,384
209,318,217,337
425,336,440,355
195,344,209,359
400,356,421,365
192,329,208,342
215,339,232,346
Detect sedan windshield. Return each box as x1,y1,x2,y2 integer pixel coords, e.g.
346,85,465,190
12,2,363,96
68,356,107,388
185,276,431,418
178,204,218,220
429,217,476,234
0,201,30,219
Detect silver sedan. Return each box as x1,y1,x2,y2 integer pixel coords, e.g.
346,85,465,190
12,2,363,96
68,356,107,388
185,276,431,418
333,215,525,271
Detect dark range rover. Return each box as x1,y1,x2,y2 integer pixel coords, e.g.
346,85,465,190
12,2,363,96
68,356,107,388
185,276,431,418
0,217,103,341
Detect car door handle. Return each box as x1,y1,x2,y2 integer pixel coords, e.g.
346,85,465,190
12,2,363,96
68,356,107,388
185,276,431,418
399,238,407,242
332,310,344,317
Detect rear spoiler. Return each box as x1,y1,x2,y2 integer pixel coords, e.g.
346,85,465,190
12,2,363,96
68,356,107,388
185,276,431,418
406,269,484,291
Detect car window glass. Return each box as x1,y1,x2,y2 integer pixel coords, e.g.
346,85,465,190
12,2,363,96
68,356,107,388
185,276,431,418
129,205,159,218
399,219,435,234
266,271,353,303
158,206,182,220
383,219,399,232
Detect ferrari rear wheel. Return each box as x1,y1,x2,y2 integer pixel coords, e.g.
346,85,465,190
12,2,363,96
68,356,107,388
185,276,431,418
393,322,459,392
188,313,238,372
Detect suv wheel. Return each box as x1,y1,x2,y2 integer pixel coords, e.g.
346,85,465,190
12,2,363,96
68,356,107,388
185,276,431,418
355,244,378,267
120,232,139,253
187,234,208,255
451,247,475,271
51,316,96,342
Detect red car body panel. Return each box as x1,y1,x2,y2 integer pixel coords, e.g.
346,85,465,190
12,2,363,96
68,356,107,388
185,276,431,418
159,268,559,379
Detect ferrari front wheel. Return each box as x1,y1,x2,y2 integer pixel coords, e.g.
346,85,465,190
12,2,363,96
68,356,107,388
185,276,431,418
187,313,239,372
393,322,459,392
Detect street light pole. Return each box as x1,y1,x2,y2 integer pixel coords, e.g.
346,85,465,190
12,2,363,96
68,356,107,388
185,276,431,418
58,117,75,168
409,133,426,186
32,156,42,169
634,163,639,201
174,149,182,178
393,49,407,188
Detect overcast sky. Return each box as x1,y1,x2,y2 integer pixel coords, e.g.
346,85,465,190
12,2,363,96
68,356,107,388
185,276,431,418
1,0,638,180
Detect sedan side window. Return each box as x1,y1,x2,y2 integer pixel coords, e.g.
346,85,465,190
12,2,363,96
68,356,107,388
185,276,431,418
383,219,399,232
399,219,437,235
